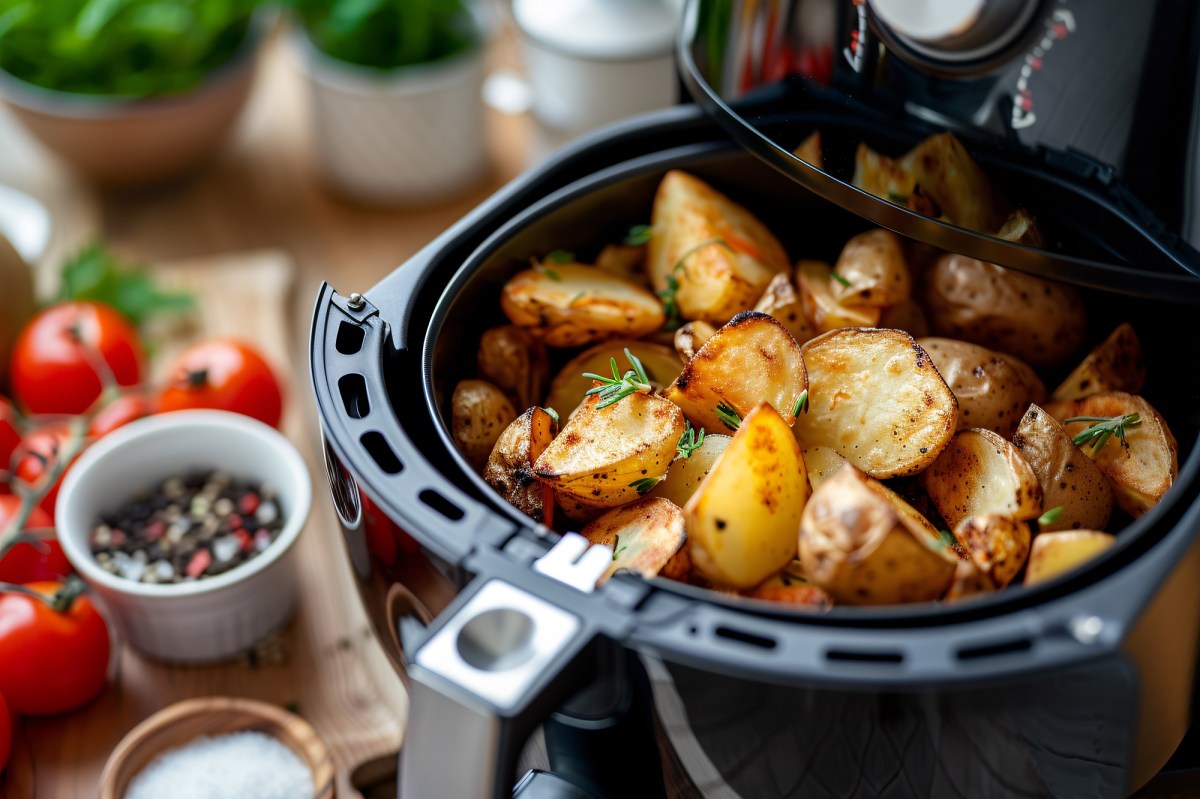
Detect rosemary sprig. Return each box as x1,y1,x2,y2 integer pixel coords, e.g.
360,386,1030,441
624,224,653,246
676,424,706,459
887,191,909,204
1065,413,1142,453
715,401,741,431
658,237,732,331
545,249,575,264
1037,506,1063,527
792,389,809,417
612,534,628,561
629,477,662,496
583,348,652,409
830,270,852,288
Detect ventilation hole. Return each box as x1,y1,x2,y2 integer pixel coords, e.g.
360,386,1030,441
336,321,365,355
957,637,1032,661
338,373,370,419
826,649,904,664
715,626,776,650
420,489,464,521
361,431,403,474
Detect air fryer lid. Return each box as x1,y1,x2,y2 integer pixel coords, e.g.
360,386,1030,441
677,0,1200,300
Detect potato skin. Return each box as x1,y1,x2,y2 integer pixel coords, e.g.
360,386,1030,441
877,298,929,338
920,428,1042,529
483,407,558,525
954,513,1031,588
744,574,832,610
477,325,549,410
795,260,881,334
753,272,814,346
673,320,716,362
581,497,687,585
543,340,681,420
648,433,731,508
1025,530,1115,585
452,380,517,470
918,337,1042,438
830,229,911,308
1011,404,1113,532
647,170,790,324
899,132,1011,233
923,253,1086,368
1052,323,1145,402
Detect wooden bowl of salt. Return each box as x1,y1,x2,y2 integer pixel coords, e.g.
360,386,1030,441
99,696,335,799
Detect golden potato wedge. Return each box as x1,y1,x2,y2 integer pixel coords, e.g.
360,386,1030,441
753,272,814,346
684,403,809,588
1047,392,1178,517
543,340,682,420
795,259,881,334
501,262,665,347
794,130,823,169
853,142,917,201
648,432,731,508
594,243,647,285
917,337,1043,438
665,311,808,432
923,253,1087,368
793,328,958,478
1011,404,1113,532
743,573,832,610
995,207,1044,247
944,559,999,602
899,132,1010,233
647,170,791,324
953,513,1031,588
802,445,848,491
1051,323,1146,402
673,320,717,362
452,380,518,470
483,407,558,525
877,298,929,338
830,229,911,308
920,428,1042,529
477,325,550,410
660,539,692,582
534,390,685,514
582,497,687,585
799,464,958,605
1025,530,1116,585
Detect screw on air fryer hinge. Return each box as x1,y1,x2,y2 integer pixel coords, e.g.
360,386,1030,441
346,292,365,310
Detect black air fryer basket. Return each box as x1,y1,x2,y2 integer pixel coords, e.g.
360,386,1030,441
311,2,1200,797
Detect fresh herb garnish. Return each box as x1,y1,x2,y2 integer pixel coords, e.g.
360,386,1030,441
658,237,731,331
543,407,559,424
1037,506,1063,527
629,477,662,496
59,244,194,329
534,262,562,281
582,348,652,409
676,424,706,459
1065,413,1142,453
830,270,852,289
887,191,910,204
715,401,741,431
624,224,653,246
792,389,809,417
545,249,575,264
612,534,627,560
935,529,956,549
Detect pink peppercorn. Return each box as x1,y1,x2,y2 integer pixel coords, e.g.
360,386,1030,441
235,530,253,552
186,549,212,578
238,493,260,515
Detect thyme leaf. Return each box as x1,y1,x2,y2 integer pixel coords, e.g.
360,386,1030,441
676,423,706,459
830,270,852,288
612,534,628,560
1065,413,1142,453
624,224,653,246
887,191,909,203
792,389,809,417
545,249,575,264
582,348,652,409
659,237,731,331
629,477,662,496
1037,506,1063,527
715,401,741,431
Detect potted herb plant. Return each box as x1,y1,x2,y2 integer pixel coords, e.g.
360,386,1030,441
0,0,265,185
288,0,488,205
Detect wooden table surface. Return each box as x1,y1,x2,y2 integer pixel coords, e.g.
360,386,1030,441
0,28,536,799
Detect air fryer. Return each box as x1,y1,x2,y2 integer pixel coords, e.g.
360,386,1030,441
310,1,1200,797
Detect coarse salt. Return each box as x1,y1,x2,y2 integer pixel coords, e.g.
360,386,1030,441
123,730,312,799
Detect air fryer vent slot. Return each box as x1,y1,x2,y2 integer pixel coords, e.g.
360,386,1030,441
715,626,776,650
339,374,370,419
336,321,365,355
956,638,1033,661
419,489,465,522
826,649,904,665
361,431,404,475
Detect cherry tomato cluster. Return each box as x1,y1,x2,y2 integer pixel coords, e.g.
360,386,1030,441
0,298,285,772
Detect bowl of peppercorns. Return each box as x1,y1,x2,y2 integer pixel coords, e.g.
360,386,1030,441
56,410,312,663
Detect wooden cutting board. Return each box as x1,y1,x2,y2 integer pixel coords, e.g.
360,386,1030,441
2,249,406,799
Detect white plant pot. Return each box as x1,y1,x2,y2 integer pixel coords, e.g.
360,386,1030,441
292,30,488,205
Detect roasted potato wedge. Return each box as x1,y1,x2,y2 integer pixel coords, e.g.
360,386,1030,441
477,325,550,410
665,311,808,432
877,298,929,338
953,513,1031,588
594,243,647,285
1047,392,1178,517
1011,404,1113,532
452,380,518,470
1025,530,1116,585
1052,323,1145,402
648,432,731,508
582,497,687,585
793,328,958,478
744,573,832,610
753,272,814,346
944,559,999,602
483,407,558,525
647,171,791,324
673,320,716,362
853,142,917,201
795,260,881,333
923,253,1086,368
921,428,1042,529
995,207,1044,247
799,464,958,605
684,403,809,588
794,130,823,168
802,445,848,491
918,337,1043,437
544,340,682,419
501,262,665,347
534,390,685,516
830,229,911,308
899,132,1010,233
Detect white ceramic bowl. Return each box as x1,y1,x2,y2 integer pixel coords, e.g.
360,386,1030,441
57,410,312,663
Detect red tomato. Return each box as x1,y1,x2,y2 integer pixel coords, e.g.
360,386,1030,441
88,393,155,438
13,426,76,520
10,301,143,415
0,691,10,773
0,397,19,492
0,496,66,584
157,339,283,427
0,581,110,715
